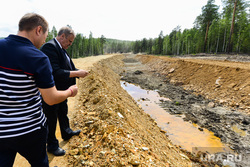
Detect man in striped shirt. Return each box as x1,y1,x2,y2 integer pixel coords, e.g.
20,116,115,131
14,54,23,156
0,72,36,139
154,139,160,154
0,13,78,167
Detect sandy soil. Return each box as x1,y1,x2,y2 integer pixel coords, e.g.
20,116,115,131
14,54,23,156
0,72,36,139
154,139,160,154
66,55,196,167
14,53,250,167
13,55,114,167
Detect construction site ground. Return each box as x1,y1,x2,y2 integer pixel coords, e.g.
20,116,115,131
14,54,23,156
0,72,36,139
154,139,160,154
14,53,250,167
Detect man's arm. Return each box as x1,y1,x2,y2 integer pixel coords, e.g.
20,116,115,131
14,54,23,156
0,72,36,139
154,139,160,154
69,69,89,78
39,85,78,106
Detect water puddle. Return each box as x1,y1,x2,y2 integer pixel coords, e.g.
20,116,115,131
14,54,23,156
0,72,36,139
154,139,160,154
121,81,231,154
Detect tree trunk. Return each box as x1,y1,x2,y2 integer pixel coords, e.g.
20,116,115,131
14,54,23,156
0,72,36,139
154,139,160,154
207,40,210,53
216,34,220,53
182,41,184,54
186,38,188,54
204,21,210,52
236,26,241,52
222,27,227,52
166,43,168,55
216,22,220,53
227,0,237,53
177,42,180,55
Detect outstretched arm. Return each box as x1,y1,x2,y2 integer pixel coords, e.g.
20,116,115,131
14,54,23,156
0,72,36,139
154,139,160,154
70,69,89,78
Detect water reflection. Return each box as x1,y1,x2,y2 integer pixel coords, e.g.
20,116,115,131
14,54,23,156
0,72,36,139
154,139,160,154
121,81,230,153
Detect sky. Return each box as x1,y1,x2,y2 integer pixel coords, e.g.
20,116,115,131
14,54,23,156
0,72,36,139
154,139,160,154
0,0,222,41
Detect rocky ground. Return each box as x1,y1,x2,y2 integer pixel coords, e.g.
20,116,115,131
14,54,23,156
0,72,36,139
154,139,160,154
14,53,250,167
121,54,250,167
175,53,250,62
66,55,201,167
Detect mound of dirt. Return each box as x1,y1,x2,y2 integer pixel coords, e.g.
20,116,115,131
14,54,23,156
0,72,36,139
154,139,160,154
14,54,249,167
137,55,250,114
66,54,250,166
66,55,206,166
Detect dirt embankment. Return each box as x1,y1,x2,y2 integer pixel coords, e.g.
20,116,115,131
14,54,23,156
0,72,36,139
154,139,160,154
66,55,202,166
121,54,250,167
137,55,250,114
15,54,249,166
67,54,250,166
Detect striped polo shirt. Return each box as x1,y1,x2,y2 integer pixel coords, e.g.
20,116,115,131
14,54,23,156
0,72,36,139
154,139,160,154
0,35,55,138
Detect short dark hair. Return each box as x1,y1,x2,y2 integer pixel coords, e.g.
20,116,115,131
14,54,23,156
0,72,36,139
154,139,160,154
18,13,48,33
57,26,75,38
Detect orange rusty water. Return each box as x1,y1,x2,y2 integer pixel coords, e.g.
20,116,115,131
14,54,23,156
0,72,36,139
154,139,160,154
121,81,231,154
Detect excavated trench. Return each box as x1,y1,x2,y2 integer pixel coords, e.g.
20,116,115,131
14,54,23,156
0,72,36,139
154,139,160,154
68,55,197,167
120,54,250,167
120,81,229,153
14,54,249,166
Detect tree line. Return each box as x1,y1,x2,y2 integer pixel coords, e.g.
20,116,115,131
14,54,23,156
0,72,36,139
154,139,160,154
132,0,249,55
45,0,249,57
46,26,106,58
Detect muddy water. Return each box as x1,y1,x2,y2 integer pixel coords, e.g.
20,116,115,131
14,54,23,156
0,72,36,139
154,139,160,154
121,81,229,154
120,55,250,166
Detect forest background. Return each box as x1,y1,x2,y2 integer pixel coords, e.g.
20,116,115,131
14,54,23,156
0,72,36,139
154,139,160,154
45,0,249,57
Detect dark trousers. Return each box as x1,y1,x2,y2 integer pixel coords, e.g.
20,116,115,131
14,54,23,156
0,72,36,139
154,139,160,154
42,100,72,151
0,124,48,167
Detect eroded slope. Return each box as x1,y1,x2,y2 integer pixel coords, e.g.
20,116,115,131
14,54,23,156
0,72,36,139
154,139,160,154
67,55,199,166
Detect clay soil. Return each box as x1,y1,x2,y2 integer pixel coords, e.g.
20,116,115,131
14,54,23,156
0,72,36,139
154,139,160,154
137,54,250,114
14,53,249,167
121,54,250,167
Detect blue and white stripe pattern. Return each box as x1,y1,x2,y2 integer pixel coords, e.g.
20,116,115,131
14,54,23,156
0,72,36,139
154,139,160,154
0,35,55,139
0,64,46,139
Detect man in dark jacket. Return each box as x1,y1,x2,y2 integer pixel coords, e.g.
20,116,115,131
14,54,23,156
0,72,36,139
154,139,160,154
40,26,88,156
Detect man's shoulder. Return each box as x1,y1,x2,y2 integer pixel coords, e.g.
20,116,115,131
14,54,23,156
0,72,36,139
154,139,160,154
0,38,6,48
41,39,57,50
47,38,56,44
0,37,5,43
43,38,57,46
23,46,47,60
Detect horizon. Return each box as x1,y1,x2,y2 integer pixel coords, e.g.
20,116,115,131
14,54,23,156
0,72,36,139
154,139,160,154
0,0,223,41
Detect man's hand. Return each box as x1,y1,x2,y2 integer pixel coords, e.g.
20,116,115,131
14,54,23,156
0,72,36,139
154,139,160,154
39,85,78,105
70,69,89,78
76,69,89,78
68,85,78,97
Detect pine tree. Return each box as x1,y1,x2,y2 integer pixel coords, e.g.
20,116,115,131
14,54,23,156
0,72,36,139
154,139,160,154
195,0,219,52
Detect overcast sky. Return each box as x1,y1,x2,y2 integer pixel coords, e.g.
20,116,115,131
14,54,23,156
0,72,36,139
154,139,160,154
0,0,222,41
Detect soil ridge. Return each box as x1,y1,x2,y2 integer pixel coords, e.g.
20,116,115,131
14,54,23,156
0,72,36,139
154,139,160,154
67,55,204,166
121,54,250,167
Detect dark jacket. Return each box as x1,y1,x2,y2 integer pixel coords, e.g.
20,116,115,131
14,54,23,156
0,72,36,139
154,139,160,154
40,38,76,90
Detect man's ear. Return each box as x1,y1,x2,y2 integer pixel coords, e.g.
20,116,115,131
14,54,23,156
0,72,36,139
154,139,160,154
36,26,43,35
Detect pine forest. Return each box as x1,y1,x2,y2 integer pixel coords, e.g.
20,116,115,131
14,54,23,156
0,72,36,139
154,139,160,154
45,0,250,58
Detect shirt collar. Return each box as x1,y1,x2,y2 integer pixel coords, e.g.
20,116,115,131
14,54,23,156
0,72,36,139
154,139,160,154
8,35,34,46
54,38,62,49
